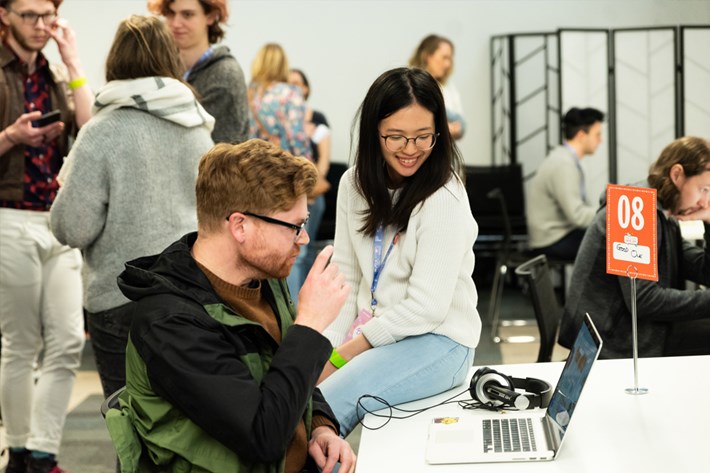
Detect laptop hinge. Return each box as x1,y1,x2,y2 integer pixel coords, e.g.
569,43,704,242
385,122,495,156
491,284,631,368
542,415,562,453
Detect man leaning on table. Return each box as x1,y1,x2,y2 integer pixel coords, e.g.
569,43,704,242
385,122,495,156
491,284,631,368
560,136,710,359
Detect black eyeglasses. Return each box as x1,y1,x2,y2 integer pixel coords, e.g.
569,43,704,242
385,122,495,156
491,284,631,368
226,211,309,242
9,10,58,26
380,132,439,152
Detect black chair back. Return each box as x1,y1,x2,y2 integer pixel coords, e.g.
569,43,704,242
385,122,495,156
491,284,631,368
464,163,527,241
316,162,349,241
515,255,562,362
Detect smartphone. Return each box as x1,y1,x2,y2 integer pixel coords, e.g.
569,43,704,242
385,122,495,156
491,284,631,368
34,110,61,127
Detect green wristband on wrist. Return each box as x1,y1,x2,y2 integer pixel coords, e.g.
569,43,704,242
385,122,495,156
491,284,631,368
329,348,348,369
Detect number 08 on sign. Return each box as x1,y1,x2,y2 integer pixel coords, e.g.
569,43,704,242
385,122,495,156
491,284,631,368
606,184,658,281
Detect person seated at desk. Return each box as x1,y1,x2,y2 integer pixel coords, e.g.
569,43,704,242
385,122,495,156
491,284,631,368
114,140,355,473
318,67,481,437
527,107,605,260
559,136,710,359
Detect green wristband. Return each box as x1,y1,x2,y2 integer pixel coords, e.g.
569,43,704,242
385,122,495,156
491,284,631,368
329,348,348,369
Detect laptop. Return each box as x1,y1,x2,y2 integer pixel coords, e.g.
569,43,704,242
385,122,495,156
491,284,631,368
425,313,602,464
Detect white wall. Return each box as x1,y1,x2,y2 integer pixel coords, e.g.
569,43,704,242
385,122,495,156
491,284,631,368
48,0,710,165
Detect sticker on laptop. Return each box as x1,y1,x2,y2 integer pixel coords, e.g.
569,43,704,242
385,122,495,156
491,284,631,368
433,417,459,424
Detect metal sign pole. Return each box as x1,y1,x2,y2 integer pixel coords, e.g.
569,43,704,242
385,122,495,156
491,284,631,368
625,265,648,395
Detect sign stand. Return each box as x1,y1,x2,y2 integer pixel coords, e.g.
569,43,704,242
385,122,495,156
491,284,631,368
624,265,648,395
606,184,657,396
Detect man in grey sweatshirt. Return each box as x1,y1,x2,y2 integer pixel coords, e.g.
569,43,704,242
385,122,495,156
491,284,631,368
527,107,604,260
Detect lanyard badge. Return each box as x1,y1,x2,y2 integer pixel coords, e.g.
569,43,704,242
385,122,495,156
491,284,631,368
370,225,399,315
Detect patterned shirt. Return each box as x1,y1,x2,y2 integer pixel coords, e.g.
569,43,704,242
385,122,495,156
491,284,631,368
0,49,61,211
248,82,311,161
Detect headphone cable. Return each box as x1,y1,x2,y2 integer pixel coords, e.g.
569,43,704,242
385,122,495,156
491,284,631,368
356,388,481,430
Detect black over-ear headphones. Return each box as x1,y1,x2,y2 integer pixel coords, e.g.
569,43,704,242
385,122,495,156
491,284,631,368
469,367,553,410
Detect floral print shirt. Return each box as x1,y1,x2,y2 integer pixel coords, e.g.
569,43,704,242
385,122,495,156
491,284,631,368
248,82,312,161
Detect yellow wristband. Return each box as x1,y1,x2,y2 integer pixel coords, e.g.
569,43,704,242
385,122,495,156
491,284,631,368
329,348,348,369
68,77,87,90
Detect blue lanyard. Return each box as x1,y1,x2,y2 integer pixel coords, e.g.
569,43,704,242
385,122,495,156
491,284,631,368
563,142,587,202
183,46,214,80
371,226,399,314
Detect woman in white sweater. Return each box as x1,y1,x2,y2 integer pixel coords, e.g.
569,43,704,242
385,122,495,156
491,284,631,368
318,67,481,437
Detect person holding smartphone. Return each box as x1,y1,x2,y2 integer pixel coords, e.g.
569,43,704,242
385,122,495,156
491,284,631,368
0,1,92,472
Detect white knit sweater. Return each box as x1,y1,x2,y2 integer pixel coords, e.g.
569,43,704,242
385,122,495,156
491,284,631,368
324,168,482,349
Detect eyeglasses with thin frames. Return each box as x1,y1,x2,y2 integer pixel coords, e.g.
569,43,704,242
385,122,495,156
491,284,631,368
8,9,58,26
226,211,309,242
380,132,439,153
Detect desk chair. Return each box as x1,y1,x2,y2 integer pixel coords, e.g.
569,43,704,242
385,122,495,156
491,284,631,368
485,185,575,340
514,255,562,362
486,187,534,343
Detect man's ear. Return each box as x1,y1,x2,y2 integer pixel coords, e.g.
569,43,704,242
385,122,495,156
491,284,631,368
573,128,587,143
206,10,218,27
0,8,11,27
227,213,248,243
669,163,685,187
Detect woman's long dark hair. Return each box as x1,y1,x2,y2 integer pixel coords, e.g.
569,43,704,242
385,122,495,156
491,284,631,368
352,67,463,236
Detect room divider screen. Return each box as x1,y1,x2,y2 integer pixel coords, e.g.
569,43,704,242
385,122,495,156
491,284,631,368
490,25,709,195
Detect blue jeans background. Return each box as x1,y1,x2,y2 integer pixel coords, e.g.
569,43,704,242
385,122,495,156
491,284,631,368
318,334,474,437
287,195,326,303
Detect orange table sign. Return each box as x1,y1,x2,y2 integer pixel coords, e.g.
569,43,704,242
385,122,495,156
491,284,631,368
606,184,658,281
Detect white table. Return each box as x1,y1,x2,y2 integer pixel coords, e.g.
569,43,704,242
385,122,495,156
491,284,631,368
356,356,710,472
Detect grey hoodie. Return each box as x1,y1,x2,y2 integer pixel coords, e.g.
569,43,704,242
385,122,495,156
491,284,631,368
187,45,249,144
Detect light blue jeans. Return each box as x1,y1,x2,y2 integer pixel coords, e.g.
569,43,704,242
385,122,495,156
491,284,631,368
318,333,474,437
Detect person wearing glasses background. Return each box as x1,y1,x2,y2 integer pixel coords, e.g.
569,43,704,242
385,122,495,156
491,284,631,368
0,1,92,472
114,139,355,473
317,67,481,438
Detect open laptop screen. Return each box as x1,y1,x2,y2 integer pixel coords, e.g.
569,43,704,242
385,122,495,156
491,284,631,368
546,314,602,446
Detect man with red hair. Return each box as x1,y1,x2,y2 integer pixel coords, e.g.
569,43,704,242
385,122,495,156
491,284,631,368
0,0,92,471
148,0,248,144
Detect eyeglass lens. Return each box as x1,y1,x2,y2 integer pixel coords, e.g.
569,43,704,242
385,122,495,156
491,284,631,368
13,11,57,25
384,133,437,152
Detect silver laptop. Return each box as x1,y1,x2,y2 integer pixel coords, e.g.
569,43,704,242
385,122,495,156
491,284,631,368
426,313,602,464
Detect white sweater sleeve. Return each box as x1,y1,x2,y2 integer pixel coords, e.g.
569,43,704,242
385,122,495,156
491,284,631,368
323,169,361,346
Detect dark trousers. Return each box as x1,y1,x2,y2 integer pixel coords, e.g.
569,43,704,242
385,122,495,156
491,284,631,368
533,228,587,261
86,303,133,399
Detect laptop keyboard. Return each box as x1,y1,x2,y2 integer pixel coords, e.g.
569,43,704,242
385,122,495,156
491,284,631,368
483,418,537,453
